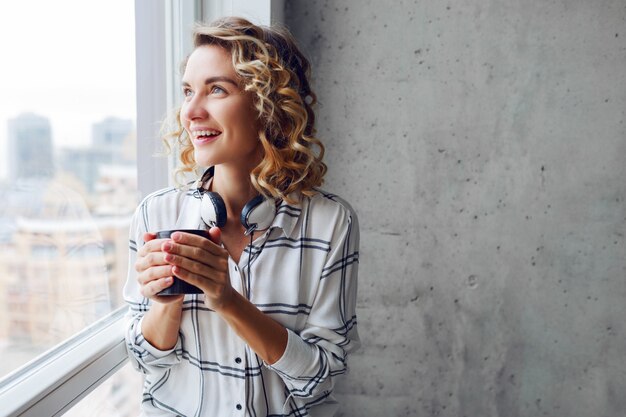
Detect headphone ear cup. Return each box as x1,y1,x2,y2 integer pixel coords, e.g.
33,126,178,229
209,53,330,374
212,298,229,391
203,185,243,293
241,195,276,233
201,192,227,228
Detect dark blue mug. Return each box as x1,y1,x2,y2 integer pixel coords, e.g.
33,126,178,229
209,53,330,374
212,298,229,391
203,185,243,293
155,229,209,295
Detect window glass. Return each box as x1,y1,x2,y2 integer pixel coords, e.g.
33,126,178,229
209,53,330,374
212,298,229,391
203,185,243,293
65,363,143,417
0,0,137,381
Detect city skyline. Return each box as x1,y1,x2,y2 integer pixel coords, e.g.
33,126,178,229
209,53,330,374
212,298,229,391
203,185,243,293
2,112,136,184
0,110,138,379
0,2,141,414
0,0,136,180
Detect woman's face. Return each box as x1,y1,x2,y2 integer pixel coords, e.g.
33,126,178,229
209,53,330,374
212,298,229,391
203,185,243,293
180,44,261,170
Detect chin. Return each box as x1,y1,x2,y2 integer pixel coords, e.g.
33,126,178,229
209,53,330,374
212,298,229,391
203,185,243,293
193,151,218,168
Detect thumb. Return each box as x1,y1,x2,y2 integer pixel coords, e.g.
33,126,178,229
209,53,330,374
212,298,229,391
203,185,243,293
143,232,157,242
208,227,222,245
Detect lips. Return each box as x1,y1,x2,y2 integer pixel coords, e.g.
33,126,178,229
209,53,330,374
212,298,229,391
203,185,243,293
191,128,222,145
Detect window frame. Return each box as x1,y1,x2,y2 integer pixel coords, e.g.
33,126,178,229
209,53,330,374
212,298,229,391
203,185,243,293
0,307,127,416
0,1,282,415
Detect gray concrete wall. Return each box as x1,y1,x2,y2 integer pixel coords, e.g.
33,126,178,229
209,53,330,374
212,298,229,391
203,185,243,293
285,1,626,416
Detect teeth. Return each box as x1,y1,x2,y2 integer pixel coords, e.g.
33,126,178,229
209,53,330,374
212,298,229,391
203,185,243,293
193,130,220,137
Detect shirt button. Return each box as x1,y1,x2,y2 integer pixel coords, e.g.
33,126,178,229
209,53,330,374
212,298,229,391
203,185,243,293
234,265,238,271
235,357,242,364
236,404,242,410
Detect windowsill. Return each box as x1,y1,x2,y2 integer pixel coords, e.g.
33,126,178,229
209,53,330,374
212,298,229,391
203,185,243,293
0,307,128,417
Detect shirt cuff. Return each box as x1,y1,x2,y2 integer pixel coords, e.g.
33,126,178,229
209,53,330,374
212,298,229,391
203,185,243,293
136,316,179,359
267,328,313,377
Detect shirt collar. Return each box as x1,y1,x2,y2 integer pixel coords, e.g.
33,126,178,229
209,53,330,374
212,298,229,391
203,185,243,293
270,193,302,238
195,168,302,238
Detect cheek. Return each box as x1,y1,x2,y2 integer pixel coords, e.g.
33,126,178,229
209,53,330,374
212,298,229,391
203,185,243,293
224,107,256,134
235,106,260,134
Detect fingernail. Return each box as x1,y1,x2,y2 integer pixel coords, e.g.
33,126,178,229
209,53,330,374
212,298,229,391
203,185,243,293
165,253,173,262
163,242,172,251
172,232,181,241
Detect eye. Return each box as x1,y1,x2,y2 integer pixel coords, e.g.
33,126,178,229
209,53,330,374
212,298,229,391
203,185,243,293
182,87,193,98
211,85,227,95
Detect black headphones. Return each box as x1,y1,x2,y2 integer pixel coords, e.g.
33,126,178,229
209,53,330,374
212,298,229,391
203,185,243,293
196,167,277,235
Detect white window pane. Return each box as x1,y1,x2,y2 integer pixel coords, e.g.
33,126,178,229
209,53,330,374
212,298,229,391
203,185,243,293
0,0,136,379
64,363,143,417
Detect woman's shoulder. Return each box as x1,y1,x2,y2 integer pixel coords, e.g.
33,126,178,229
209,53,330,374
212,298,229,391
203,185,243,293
133,183,198,226
129,183,200,233
296,190,360,247
304,189,359,226
309,189,356,212
137,183,195,209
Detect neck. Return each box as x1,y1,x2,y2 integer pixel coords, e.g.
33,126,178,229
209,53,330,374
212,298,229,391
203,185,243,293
211,164,258,225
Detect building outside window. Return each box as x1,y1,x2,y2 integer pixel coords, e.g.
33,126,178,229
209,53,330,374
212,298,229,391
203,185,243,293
0,0,142,415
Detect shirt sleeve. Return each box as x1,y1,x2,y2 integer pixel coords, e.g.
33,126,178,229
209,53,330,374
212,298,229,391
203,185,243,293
267,202,360,400
123,199,183,374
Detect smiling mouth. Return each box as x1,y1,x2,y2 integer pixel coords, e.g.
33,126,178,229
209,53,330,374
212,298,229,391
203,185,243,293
192,129,222,140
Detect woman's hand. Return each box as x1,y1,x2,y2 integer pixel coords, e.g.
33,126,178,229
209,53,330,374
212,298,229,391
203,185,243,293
161,228,234,311
135,232,184,304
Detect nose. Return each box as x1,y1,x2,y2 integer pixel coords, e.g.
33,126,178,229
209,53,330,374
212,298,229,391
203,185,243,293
181,94,208,122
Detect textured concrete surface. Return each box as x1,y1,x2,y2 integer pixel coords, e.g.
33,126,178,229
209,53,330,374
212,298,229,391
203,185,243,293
285,1,626,416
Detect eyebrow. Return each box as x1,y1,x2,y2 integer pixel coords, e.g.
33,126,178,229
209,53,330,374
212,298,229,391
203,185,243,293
181,76,239,88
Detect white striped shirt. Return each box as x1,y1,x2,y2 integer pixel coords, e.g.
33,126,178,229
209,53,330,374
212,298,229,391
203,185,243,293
123,184,360,417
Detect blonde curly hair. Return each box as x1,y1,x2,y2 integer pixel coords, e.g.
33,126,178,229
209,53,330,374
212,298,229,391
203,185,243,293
163,16,326,204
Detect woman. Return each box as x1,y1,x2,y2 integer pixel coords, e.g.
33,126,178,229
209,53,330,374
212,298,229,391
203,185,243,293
124,17,359,416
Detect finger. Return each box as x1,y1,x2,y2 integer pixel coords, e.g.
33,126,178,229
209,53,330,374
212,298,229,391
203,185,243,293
137,264,175,285
141,276,175,298
138,238,171,257
164,253,228,279
173,265,225,293
162,243,228,271
208,227,222,245
171,231,224,256
137,232,157,256
135,251,170,273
